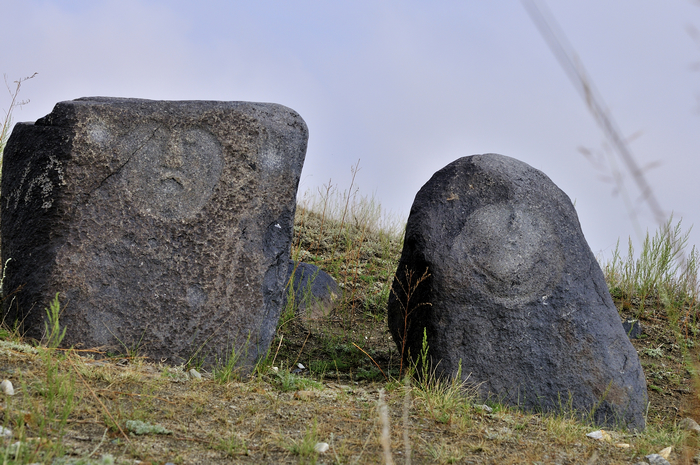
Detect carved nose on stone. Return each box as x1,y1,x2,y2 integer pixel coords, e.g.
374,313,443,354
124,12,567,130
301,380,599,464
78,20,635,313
163,140,185,169
162,155,184,169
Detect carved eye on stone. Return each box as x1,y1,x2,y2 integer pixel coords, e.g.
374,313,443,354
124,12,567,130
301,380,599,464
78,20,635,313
184,132,198,145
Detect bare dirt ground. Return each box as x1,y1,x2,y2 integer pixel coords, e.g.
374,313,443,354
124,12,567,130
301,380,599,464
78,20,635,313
0,298,697,465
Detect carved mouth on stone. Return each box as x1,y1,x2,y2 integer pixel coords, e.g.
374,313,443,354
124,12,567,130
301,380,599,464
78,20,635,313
161,177,184,193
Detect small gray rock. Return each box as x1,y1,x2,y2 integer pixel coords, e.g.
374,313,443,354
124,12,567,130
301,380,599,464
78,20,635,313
285,261,340,325
314,442,329,453
679,417,700,433
475,404,493,413
645,454,671,465
0,379,13,396
622,319,642,339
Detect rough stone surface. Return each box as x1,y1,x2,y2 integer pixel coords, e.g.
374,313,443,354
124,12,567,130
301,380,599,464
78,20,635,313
285,261,340,326
645,454,671,465
1,97,308,369
387,153,647,430
679,417,700,433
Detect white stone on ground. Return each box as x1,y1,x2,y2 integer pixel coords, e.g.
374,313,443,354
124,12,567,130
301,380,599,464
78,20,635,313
0,379,14,396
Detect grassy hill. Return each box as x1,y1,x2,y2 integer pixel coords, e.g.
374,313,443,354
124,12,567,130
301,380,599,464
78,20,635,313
0,184,699,464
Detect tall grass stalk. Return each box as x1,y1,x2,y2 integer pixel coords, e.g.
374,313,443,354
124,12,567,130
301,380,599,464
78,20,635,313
604,216,699,320
1,73,37,164
377,388,395,465
390,267,431,377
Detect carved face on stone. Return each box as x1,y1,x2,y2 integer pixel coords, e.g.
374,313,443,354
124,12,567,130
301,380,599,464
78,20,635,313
121,127,223,220
457,203,564,306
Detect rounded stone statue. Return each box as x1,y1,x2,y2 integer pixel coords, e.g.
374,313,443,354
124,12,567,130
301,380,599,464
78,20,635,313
388,153,647,430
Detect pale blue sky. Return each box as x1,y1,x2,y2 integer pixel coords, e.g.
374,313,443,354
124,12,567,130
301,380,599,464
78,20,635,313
3,1,700,259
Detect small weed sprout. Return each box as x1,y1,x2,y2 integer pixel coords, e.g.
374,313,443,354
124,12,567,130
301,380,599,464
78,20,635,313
44,292,66,349
410,329,474,427
19,334,79,462
271,364,323,392
417,327,431,383
105,324,149,360
215,433,248,457
285,418,321,458
214,345,242,384
282,268,300,327
642,345,664,358
213,332,255,383
125,419,172,435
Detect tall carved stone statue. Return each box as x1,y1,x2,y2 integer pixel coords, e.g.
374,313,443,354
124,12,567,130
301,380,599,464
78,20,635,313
1,97,308,369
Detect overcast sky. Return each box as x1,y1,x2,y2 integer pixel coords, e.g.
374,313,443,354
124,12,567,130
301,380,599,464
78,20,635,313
3,1,700,261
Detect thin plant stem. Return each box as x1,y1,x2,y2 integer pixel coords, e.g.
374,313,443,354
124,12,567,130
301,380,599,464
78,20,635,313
351,342,388,382
66,353,132,445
